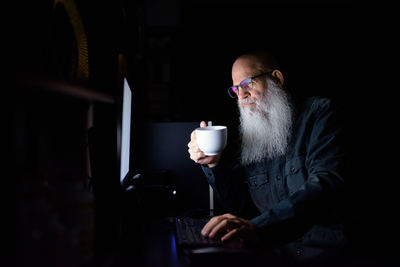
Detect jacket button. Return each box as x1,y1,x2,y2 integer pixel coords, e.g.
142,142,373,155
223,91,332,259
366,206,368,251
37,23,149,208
290,166,295,173
276,175,281,180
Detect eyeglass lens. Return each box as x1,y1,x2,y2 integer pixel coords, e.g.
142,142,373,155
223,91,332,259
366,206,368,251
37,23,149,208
230,78,253,96
240,78,252,90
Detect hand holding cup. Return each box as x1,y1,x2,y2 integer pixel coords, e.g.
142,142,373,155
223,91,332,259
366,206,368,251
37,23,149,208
188,121,227,167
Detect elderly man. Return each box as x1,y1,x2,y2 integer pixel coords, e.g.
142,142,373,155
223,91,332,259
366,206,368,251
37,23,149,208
188,50,347,264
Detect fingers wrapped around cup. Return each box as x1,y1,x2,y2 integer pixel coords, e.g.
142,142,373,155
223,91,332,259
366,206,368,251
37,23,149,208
188,129,223,166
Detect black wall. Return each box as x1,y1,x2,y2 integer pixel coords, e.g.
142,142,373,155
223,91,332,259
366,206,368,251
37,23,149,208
15,0,398,266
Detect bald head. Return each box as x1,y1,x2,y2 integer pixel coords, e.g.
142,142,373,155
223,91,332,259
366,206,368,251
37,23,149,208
232,51,279,76
232,50,284,91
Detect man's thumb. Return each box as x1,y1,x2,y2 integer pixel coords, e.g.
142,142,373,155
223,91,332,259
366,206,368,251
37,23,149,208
200,121,207,128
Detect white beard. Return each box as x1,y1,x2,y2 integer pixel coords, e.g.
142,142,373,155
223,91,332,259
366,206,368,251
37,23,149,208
239,79,293,165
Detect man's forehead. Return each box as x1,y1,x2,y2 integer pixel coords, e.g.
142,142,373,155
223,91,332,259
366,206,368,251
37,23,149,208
232,59,259,82
234,56,259,68
234,55,263,71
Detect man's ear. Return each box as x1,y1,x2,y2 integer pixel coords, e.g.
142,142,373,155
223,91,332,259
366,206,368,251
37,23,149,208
272,70,284,87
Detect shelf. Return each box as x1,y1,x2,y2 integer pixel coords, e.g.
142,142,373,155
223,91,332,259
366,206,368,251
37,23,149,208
20,80,115,104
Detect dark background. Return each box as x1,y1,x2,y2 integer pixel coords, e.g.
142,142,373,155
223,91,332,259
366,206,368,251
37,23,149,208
13,0,398,266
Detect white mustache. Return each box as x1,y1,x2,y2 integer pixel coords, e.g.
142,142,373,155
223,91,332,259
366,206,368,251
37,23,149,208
240,98,257,105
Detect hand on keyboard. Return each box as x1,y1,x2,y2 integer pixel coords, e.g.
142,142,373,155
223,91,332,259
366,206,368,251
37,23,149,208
201,213,259,247
175,217,222,247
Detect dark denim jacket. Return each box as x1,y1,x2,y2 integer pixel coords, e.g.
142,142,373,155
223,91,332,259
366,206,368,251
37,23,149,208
201,97,347,258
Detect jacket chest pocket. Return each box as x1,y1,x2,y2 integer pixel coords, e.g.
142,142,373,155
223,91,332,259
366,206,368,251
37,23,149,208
285,156,307,195
245,174,273,212
246,174,269,189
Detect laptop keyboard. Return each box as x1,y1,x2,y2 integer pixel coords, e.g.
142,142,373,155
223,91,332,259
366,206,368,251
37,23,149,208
175,217,221,247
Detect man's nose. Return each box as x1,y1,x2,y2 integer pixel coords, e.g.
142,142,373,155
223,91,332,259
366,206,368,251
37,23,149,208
238,87,250,100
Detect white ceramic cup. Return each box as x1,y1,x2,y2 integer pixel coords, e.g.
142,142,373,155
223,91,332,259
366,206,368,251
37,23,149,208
195,126,227,156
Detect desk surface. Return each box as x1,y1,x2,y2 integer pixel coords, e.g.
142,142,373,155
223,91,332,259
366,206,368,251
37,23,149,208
138,217,268,267
119,216,398,267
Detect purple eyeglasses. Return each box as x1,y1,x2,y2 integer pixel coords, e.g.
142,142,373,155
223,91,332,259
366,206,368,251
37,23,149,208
227,71,272,98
